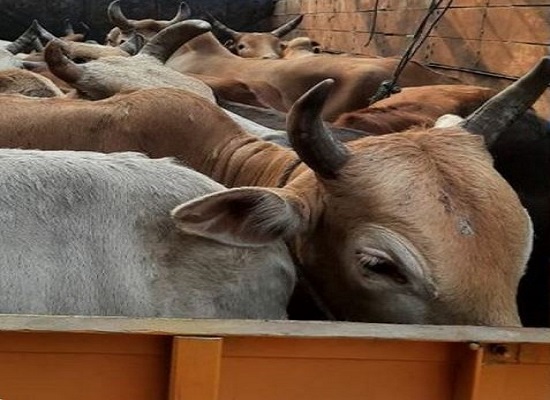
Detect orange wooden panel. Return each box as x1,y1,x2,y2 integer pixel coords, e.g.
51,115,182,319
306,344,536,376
0,332,171,400
453,344,483,400
477,364,550,400
218,338,458,400
169,337,223,400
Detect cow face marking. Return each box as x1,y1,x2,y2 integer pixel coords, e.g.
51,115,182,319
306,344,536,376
457,218,474,236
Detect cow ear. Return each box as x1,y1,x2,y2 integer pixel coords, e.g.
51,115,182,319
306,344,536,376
224,39,235,51
171,187,306,247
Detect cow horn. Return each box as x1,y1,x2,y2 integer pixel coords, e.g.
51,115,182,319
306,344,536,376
460,56,550,146
64,19,75,35
206,12,240,39
271,14,304,38
119,32,145,55
44,39,84,83
107,0,135,32
167,2,192,24
139,20,211,63
33,21,58,44
287,79,350,180
5,20,41,54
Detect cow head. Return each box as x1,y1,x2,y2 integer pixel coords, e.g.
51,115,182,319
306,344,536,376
211,57,548,325
105,0,191,46
208,14,304,59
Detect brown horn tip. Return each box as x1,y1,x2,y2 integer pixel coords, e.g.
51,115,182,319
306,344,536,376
32,20,58,44
139,19,211,63
271,14,304,38
44,39,84,83
460,56,550,146
169,2,192,24
287,79,350,180
107,0,134,32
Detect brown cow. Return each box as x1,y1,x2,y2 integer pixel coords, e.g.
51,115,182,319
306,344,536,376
207,13,304,59
105,0,190,46
167,30,461,120
0,55,544,325
333,85,498,134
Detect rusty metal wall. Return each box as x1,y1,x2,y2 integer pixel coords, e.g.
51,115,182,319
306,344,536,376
0,0,274,42
272,0,550,118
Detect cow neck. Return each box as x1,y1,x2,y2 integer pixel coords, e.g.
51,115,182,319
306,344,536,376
206,132,303,188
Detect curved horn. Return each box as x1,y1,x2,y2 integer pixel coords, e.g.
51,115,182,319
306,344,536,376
63,19,75,35
460,56,550,146
168,2,192,24
119,32,145,55
44,39,84,83
33,21,58,44
139,20,211,63
107,0,135,32
287,79,350,179
5,20,41,54
271,14,304,38
206,12,240,39
22,60,48,71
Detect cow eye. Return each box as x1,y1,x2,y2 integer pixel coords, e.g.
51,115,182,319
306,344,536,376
357,252,408,284
237,44,246,50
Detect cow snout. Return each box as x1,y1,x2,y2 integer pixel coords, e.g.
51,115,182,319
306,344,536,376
262,54,279,60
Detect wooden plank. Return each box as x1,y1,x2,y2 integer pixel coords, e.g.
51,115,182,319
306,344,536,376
0,315,549,343
219,338,457,400
453,344,484,400
169,337,222,400
477,363,550,399
0,332,170,400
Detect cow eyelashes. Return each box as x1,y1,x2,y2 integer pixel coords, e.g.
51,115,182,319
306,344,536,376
357,251,409,285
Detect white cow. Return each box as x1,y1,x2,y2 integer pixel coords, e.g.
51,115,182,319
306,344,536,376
0,150,295,318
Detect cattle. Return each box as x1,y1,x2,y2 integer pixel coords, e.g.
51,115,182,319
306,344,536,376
44,21,216,102
248,82,550,326
333,85,498,134
21,21,144,62
167,29,461,120
208,13,304,59
0,149,295,318
0,49,544,325
105,0,191,46
43,21,289,140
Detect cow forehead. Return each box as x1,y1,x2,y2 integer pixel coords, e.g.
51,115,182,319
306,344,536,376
325,129,524,228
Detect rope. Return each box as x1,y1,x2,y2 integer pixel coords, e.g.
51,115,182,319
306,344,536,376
363,0,379,49
368,0,454,105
